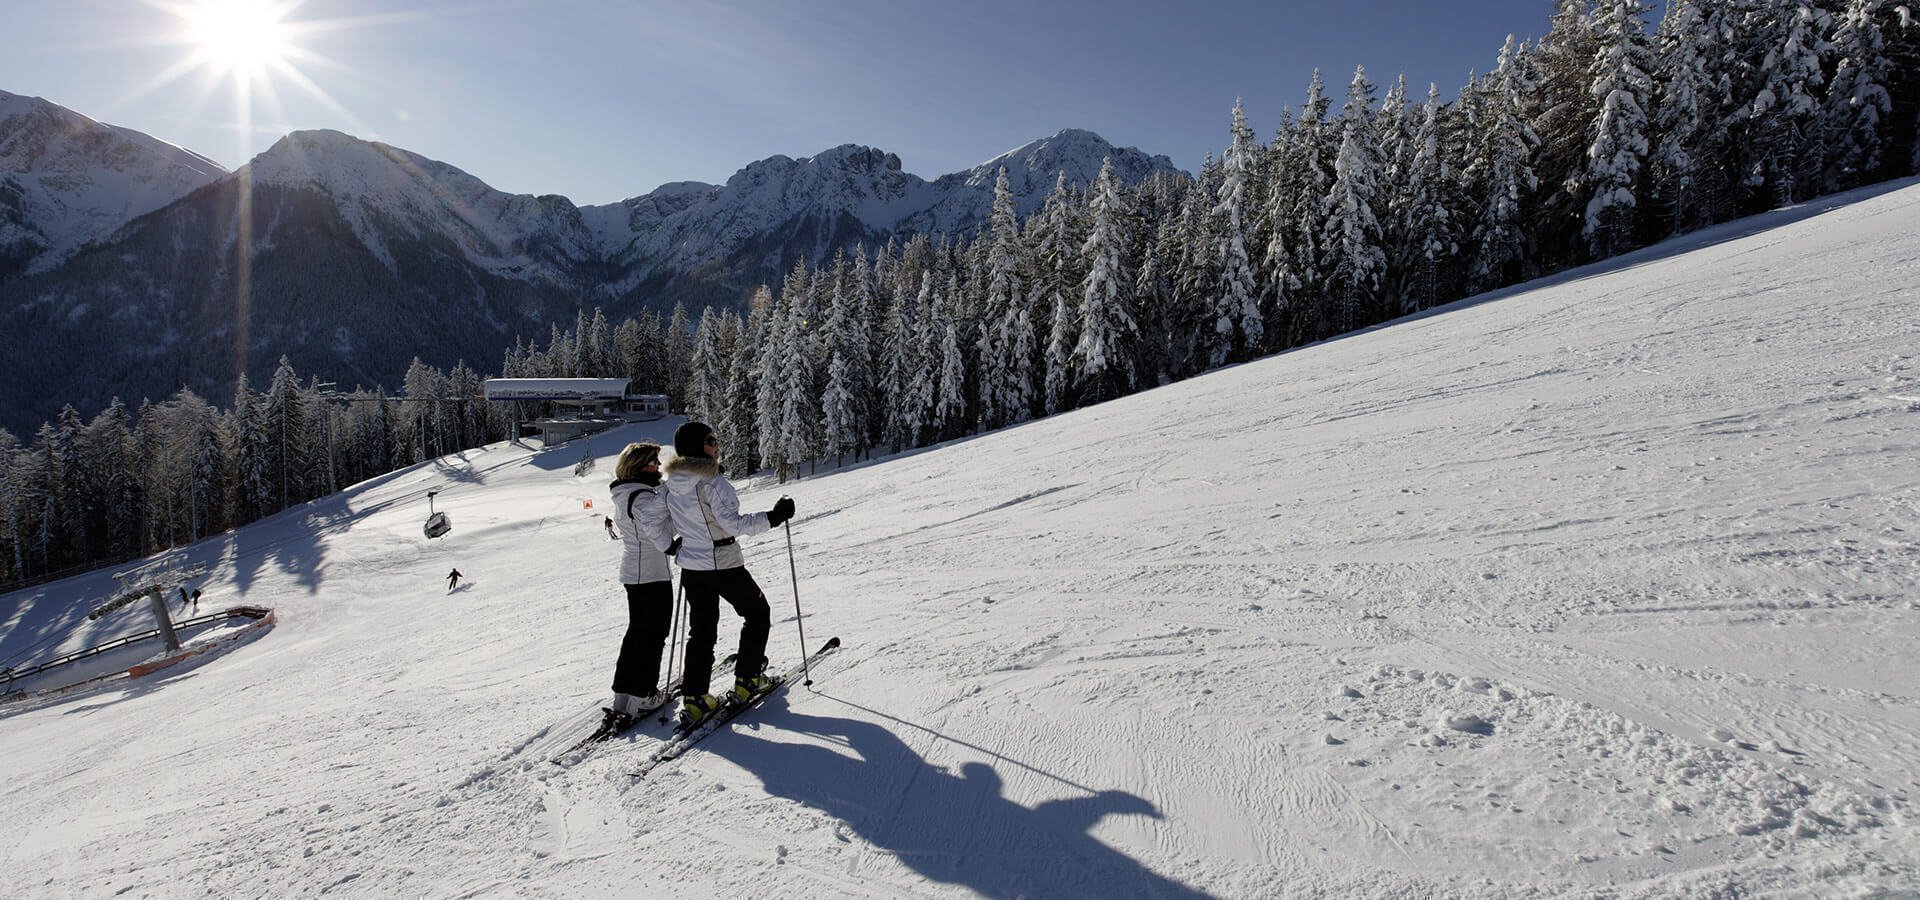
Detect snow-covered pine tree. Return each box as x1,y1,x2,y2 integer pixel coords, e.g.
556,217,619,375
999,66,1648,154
1651,0,1735,232
720,287,772,474
1400,83,1457,313
1076,158,1139,403
1288,71,1336,345
230,375,273,523
906,271,941,446
85,399,141,561
877,274,919,454
1211,100,1263,365
1824,0,1898,189
1468,38,1543,294
778,282,821,481
688,307,723,426
756,271,798,479
1531,0,1605,267
1376,76,1415,310
1036,174,1083,415
979,168,1033,429
1582,0,1656,259
820,255,869,465
666,302,694,411
264,357,308,510
1321,67,1389,333
934,271,969,440
1745,0,1835,207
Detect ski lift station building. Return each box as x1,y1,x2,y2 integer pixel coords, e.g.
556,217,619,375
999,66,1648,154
482,378,669,444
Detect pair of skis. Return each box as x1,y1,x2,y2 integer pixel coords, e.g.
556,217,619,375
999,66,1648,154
549,639,840,772
629,636,841,779
548,652,735,766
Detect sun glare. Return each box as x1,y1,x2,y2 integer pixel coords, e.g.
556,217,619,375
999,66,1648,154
185,0,290,74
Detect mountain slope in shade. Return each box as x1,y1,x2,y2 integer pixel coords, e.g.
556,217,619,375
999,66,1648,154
0,90,226,278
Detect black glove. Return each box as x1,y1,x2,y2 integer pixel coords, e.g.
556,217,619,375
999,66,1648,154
666,537,682,557
767,496,795,527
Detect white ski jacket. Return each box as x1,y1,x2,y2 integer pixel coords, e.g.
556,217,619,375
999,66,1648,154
609,477,673,584
638,456,770,571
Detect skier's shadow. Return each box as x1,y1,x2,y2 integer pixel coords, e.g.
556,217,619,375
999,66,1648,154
709,694,1210,898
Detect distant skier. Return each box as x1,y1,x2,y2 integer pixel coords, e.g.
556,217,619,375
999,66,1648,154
177,585,190,611
190,588,202,610
604,442,677,732
447,568,462,592
638,421,794,729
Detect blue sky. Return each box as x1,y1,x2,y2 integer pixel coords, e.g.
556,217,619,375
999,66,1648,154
2,0,1560,205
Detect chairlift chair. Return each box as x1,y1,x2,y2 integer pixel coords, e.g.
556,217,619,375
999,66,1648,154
424,489,452,539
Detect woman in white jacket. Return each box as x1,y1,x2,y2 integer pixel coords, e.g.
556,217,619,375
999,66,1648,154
639,421,794,728
604,442,675,730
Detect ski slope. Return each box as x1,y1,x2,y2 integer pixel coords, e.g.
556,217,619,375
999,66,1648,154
2,179,1917,896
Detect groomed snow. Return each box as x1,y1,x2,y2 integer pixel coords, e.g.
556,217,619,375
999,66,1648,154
2,180,1916,896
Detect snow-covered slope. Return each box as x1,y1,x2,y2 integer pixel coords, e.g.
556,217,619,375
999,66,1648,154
1,181,1915,896
0,90,225,276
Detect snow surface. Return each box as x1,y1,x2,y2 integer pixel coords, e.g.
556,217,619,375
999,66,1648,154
2,180,1918,896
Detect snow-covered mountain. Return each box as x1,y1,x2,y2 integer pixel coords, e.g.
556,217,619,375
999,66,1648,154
587,128,1180,301
0,99,1180,434
2,179,1914,896
244,129,599,284
0,90,226,278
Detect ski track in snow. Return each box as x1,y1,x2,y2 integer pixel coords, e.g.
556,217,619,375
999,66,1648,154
2,180,1918,896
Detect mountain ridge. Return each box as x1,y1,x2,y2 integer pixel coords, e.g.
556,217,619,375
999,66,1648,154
0,92,1185,435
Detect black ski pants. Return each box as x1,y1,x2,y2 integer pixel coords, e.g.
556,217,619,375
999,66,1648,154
679,566,770,697
612,580,672,697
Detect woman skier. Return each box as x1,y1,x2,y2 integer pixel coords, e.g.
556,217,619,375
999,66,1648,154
638,421,794,729
604,442,677,731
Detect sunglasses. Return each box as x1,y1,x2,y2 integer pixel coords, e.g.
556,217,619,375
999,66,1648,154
704,436,720,446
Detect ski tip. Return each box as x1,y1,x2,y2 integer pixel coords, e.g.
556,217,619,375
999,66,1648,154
822,636,841,650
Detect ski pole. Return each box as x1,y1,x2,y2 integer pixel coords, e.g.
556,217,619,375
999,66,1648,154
660,578,686,723
783,515,813,688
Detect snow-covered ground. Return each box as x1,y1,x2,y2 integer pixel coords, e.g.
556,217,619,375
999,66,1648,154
2,180,1917,896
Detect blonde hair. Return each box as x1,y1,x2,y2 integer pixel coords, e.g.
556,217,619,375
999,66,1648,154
614,442,662,480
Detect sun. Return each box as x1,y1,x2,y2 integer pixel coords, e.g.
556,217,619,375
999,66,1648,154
183,0,292,76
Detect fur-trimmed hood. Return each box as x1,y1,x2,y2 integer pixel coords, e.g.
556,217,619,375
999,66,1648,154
663,455,721,479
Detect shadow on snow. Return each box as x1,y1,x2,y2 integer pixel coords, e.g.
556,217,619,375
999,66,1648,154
709,693,1210,899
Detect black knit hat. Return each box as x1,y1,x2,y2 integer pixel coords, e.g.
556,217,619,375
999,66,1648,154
673,421,715,459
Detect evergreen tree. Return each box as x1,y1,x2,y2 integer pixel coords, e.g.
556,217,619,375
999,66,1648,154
231,375,273,523
1468,38,1543,294
1077,158,1139,402
666,301,694,410
933,272,969,440
720,287,773,474
1582,0,1657,258
820,259,870,464
1824,0,1898,189
978,168,1032,428
878,274,920,453
1211,100,1263,363
1400,83,1457,313
1651,0,1737,232
1036,174,1083,415
1747,1,1835,206
1322,67,1389,333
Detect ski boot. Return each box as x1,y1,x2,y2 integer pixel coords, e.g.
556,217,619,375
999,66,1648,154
678,693,722,731
732,673,777,703
598,707,635,735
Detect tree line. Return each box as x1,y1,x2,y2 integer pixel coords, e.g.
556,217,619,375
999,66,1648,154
2,0,1914,586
